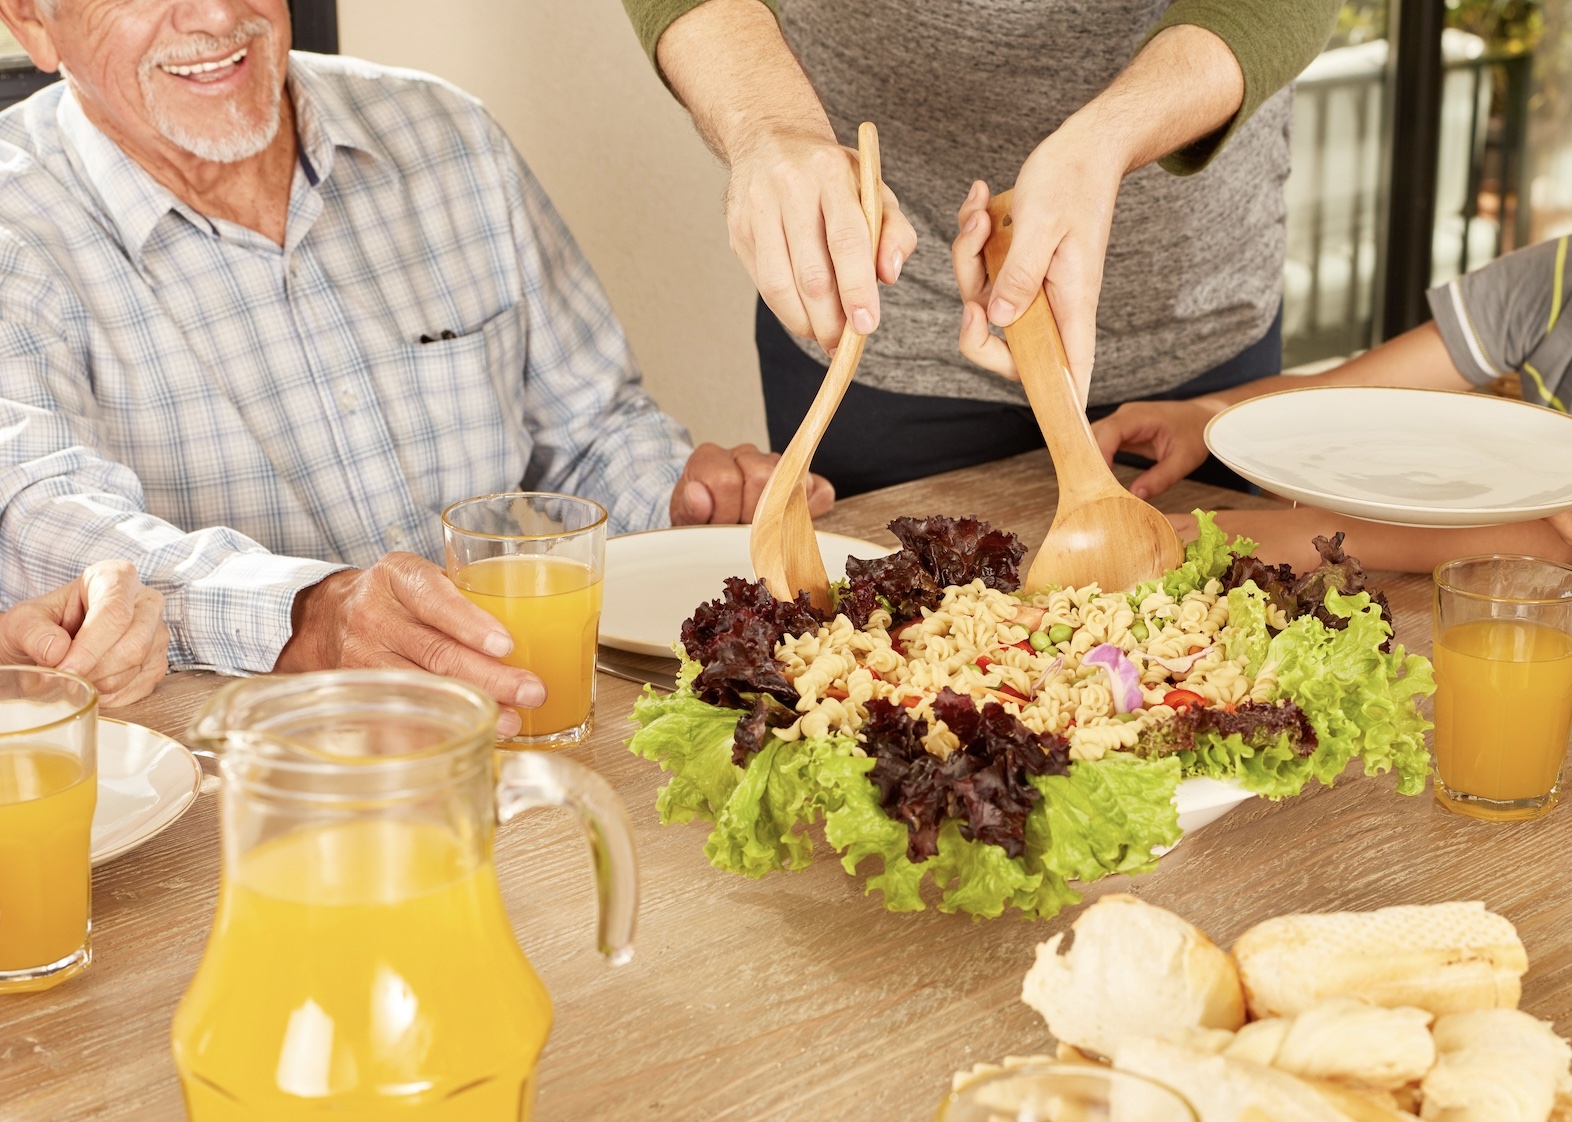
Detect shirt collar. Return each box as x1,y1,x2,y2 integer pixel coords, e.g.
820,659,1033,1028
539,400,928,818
54,52,385,268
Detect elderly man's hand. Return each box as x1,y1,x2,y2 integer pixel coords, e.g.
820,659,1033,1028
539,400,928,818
0,559,170,707
669,442,835,525
275,554,544,738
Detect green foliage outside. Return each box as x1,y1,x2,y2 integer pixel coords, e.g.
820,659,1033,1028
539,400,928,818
1330,0,1544,55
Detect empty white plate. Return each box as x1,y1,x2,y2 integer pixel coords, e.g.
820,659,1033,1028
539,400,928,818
1205,387,1572,527
601,525,892,657
93,718,204,867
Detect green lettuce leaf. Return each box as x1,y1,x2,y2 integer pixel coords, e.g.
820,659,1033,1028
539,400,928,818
1223,584,1273,677
628,682,743,824
1132,510,1257,605
1031,754,1183,883
1266,589,1434,795
1179,728,1316,798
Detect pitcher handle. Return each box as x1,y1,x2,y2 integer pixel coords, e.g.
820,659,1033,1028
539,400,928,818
494,751,639,965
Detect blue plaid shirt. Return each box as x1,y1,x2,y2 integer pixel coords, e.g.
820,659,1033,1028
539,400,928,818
0,54,691,673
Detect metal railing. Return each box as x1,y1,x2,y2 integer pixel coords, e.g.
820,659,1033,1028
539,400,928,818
1284,46,1534,367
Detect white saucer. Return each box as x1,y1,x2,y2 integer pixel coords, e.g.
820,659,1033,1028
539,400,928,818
1205,387,1572,527
602,525,893,657
93,718,203,867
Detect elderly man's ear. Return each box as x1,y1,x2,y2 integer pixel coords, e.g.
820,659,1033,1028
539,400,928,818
0,0,63,74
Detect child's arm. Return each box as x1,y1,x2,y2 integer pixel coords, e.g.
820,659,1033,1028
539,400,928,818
1170,506,1572,575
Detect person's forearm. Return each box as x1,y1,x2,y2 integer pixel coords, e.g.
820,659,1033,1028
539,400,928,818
1198,506,1572,576
1062,25,1245,177
655,0,831,164
1191,322,1472,415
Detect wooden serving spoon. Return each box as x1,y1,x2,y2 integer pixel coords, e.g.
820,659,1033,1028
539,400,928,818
981,189,1184,592
750,122,885,611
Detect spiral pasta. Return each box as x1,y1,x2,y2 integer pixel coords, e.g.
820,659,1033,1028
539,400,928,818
767,576,1282,764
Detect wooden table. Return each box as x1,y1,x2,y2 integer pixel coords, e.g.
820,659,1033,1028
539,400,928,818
3,450,1568,1121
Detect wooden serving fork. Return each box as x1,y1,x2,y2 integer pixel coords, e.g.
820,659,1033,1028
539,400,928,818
981,189,1183,593
749,122,884,612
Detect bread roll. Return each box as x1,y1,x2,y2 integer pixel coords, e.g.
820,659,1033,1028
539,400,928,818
1420,1009,1572,1122
1115,1037,1354,1122
1021,895,1245,1058
1233,902,1526,1019
1270,998,1435,1090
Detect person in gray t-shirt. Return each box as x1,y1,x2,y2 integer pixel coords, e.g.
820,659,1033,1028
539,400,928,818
1092,236,1572,574
623,0,1338,494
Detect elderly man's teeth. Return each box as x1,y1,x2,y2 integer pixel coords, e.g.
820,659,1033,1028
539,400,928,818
161,47,247,78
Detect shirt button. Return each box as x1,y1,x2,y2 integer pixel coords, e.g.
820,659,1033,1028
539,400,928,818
386,524,406,548
337,389,359,412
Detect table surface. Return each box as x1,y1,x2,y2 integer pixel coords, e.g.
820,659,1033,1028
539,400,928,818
3,450,1568,1122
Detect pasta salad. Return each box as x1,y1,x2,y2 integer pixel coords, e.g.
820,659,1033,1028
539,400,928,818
628,514,1433,920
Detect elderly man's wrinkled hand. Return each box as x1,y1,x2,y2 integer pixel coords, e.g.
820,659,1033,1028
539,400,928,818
0,559,170,707
670,442,835,525
275,553,544,738
726,130,916,354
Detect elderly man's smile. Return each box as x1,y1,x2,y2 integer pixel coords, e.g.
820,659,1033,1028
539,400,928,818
158,46,250,83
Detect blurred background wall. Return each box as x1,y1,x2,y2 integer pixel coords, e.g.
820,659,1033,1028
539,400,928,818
338,0,769,450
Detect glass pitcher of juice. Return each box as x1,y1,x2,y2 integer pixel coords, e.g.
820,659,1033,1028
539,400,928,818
171,669,637,1120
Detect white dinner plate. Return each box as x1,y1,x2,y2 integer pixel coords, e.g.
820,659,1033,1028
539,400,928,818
1205,387,1572,527
602,525,893,657
92,718,204,867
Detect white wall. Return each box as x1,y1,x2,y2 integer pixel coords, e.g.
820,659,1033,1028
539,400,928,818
338,0,767,450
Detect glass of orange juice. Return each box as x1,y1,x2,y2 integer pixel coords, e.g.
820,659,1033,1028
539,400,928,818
1433,555,1572,821
442,493,607,748
0,666,97,993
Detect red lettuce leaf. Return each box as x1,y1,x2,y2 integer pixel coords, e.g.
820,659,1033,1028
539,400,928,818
840,515,1025,628
680,576,824,710
861,689,1069,862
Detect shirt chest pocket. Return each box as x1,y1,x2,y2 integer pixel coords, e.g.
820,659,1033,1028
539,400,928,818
372,305,530,512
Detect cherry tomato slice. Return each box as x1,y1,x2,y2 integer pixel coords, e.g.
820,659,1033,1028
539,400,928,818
1163,688,1205,711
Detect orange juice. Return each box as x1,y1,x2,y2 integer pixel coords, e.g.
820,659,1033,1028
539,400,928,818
172,820,552,1120
0,745,95,987
454,555,602,737
1434,618,1572,806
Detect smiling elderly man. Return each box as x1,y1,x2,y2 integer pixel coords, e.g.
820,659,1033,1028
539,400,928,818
0,0,829,728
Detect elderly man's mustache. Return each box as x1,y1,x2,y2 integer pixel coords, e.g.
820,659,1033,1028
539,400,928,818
141,17,274,71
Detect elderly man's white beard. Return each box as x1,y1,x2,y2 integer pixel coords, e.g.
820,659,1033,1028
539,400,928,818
138,19,283,164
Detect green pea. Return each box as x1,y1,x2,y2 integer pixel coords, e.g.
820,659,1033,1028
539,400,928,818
1047,623,1073,646
1028,629,1052,652
1116,712,1142,723
1130,620,1149,643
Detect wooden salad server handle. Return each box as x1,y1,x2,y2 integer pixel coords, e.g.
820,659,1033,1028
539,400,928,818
981,189,1183,593
750,122,884,611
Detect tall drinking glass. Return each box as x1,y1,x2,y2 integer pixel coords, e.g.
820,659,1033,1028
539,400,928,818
1433,555,1572,821
0,667,97,993
937,1063,1197,1121
442,493,607,748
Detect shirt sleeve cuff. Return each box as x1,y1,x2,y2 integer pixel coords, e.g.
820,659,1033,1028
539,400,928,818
162,551,350,674
1427,279,1501,387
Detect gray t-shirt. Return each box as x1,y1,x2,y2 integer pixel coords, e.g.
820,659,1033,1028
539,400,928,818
776,0,1290,408
1428,236,1572,411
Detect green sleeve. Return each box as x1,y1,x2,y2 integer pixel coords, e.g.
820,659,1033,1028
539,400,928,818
1147,0,1341,175
622,0,781,73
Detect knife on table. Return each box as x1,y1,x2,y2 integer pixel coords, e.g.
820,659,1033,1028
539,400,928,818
595,650,679,693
